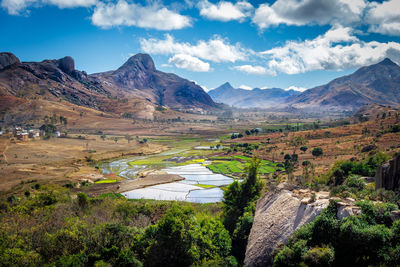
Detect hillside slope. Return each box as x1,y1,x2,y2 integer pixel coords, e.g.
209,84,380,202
288,58,400,111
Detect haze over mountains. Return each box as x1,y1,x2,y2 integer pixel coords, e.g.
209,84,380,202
208,82,300,108
208,58,400,111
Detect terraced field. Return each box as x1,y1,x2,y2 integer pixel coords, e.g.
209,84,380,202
206,155,284,177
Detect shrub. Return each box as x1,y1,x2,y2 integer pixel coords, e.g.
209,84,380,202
77,193,89,209
303,246,334,267
312,147,323,157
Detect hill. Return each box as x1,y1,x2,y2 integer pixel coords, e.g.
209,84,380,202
288,58,400,111
0,52,217,125
208,82,300,108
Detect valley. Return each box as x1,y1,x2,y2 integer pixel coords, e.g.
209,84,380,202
1,52,400,267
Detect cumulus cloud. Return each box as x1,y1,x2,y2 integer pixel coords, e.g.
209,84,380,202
168,54,210,72
233,64,268,75
198,0,253,22
1,0,96,14
140,34,249,63
238,85,252,90
366,0,400,36
253,0,366,29
260,25,400,75
91,0,191,30
285,86,307,92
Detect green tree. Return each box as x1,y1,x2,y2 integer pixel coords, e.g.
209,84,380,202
312,147,323,157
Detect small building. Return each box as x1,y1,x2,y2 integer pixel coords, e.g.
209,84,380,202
0,131,3,136
28,130,40,139
16,132,29,141
55,131,61,137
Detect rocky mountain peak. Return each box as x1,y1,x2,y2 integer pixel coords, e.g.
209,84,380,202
379,57,398,66
118,53,155,73
0,52,20,70
57,56,75,74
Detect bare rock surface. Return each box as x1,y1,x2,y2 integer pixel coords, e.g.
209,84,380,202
375,154,400,190
244,184,330,267
0,52,20,70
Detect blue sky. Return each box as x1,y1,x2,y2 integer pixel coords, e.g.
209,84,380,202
1,0,400,91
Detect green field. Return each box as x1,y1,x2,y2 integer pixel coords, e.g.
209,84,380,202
207,155,284,176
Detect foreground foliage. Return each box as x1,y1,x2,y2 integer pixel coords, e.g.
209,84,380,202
0,185,235,266
273,200,400,267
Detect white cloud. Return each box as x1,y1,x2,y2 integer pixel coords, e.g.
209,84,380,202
46,0,96,8
285,86,307,92
1,0,96,14
238,85,252,90
1,0,35,14
91,0,191,30
140,34,249,63
253,0,366,29
260,25,400,75
168,54,210,72
198,0,253,22
366,0,400,36
233,64,268,75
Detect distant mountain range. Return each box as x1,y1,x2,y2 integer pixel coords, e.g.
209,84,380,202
208,83,300,108
287,58,400,111
0,52,216,119
209,58,400,111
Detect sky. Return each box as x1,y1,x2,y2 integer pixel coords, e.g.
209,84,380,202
1,0,400,92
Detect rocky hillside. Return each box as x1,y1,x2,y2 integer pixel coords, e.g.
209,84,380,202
244,183,371,266
208,82,299,108
288,58,400,111
92,53,216,110
0,52,217,119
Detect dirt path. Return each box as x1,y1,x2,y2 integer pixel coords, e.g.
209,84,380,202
1,140,9,163
77,173,184,196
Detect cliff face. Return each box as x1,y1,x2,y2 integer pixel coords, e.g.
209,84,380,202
375,154,400,190
244,185,330,267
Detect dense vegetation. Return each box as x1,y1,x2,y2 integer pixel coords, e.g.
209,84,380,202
222,157,264,263
0,157,267,266
0,185,236,266
273,200,400,266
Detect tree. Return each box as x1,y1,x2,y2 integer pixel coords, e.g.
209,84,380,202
312,147,323,157
100,134,106,141
222,157,264,263
39,124,57,138
125,135,133,144
288,136,308,155
245,130,251,136
300,146,308,153
114,137,119,144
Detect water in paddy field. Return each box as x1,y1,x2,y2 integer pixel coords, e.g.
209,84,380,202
123,164,236,203
100,155,148,179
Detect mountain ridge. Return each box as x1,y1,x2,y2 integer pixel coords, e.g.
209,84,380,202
208,82,300,108
287,58,400,111
0,52,217,116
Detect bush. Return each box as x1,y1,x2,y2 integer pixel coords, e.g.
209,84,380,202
77,193,89,209
312,147,323,157
303,246,334,267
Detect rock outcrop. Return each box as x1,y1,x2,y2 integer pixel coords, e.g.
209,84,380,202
244,185,330,267
57,56,75,74
375,154,400,190
0,52,20,70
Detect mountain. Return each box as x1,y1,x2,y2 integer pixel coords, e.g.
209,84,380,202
208,82,300,108
288,58,400,111
92,54,216,110
0,52,217,120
